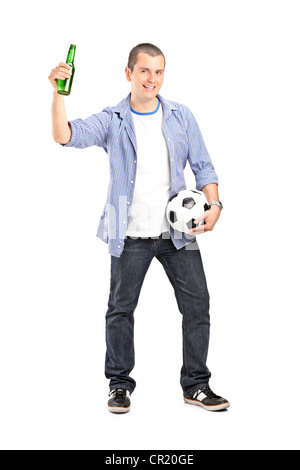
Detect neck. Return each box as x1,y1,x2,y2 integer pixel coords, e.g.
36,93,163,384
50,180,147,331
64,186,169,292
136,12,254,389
130,95,159,114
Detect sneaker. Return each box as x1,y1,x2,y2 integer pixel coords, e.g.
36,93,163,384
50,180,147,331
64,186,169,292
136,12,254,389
108,388,131,414
184,385,230,411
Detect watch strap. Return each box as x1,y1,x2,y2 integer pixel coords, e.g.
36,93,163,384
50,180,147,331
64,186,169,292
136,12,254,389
208,200,223,210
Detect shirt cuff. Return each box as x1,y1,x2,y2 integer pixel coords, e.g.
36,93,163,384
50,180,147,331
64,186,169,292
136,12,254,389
197,177,219,191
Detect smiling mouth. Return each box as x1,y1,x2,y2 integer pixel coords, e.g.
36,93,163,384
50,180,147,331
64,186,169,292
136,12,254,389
143,85,156,91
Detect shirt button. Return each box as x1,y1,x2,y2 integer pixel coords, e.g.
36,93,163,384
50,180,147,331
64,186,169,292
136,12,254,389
134,160,137,164
131,180,134,184
118,245,121,249
123,221,126,224
127,201,130,205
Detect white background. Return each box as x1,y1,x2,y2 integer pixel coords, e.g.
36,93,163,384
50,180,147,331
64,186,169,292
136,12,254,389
1,0,299,450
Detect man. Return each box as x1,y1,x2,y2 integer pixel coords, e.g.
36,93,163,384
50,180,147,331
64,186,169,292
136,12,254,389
49,43,230,413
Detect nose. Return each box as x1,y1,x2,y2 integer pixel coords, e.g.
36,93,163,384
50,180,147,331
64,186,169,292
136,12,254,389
148,72,155,83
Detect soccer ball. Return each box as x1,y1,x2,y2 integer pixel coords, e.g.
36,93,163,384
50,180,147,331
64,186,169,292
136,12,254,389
166,189,210,234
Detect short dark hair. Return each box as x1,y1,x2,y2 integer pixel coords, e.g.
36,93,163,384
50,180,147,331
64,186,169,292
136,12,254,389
127,43,166,72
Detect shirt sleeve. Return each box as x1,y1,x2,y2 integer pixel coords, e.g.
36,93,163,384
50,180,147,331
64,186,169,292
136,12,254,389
186,108,219,189
60,109,112,149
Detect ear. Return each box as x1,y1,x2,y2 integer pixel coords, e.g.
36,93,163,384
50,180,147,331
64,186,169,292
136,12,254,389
125,66,132,82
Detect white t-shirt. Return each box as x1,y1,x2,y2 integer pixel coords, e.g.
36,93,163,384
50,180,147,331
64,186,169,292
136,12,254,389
126,99,171,237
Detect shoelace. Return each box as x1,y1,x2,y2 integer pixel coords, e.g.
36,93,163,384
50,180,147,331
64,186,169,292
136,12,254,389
109,388,127,398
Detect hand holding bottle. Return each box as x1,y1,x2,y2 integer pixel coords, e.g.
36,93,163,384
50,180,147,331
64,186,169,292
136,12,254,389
48,44,76,95
48,62,72,90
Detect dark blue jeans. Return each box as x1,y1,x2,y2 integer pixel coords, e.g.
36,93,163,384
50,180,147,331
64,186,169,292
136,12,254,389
105,233,211,396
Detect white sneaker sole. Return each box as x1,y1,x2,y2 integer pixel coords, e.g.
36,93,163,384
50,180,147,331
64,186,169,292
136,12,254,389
108,405,130,414
184,396,230,411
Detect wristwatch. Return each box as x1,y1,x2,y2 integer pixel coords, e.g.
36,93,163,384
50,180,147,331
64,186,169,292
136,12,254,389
208,200,223,211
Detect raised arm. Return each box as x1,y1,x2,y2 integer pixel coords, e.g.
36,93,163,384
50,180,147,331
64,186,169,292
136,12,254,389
48,62,72,144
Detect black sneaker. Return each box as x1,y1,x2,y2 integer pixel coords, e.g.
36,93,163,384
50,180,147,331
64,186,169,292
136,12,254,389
184,385,230,411
108,388,131,414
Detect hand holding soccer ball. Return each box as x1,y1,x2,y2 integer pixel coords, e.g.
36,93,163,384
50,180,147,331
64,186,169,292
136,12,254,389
166,189,221,235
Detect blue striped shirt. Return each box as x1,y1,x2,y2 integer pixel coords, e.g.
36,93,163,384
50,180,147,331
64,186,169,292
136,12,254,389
62,93,218,257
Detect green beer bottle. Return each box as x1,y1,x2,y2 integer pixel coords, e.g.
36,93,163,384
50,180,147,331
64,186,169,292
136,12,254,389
57,44,76,95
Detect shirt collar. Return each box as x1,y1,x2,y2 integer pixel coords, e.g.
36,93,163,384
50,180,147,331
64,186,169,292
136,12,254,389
113,93,178,120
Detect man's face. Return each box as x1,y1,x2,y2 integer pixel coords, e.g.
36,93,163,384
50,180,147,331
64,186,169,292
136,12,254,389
125,53,165,102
